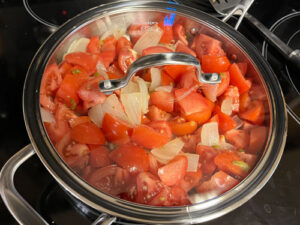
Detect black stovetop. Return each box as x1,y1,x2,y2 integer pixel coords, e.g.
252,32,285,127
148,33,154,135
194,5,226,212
0,0,300,224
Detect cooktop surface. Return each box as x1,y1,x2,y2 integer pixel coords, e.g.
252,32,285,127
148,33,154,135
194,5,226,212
0,0,300,224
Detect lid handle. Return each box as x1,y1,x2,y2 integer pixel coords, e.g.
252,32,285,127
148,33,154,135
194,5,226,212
99,52,221,94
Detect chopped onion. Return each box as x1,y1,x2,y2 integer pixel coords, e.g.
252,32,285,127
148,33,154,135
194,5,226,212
149,68,161,92
133,26,163,55
100,30,114,41
232,115,244,129
96,61,108,79
136,77,150,114
201,84,219,102
40,107,55,123
65,37,90,54
221,97,233,116
155,85,173,93
151,138,184,164
201,122,219,146
88,94,129,127
184,153,200,172
121,80,139,94
218,135,235,150
121,92,142,126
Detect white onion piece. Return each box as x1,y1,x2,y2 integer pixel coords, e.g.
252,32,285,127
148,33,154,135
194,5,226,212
201,122,219,146
65,37,90,54
96,61,108,79
133,26,163,55
136,77,150,114
202,84,219,102
149,68,161,91
121,80,139,94
155,85,173,93
40,107,55,123
100,30,114,41
88,94,128,127
232,115,244,129
184,153,200,172
221,97,233,116
218,135,235,150
151,138,184,164
121,92,142,126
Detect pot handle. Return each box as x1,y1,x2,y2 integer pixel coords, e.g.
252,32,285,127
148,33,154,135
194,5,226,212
99,52,221,93
0,144,49,225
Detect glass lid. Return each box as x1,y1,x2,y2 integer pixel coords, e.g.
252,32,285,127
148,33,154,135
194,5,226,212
38,3,272,208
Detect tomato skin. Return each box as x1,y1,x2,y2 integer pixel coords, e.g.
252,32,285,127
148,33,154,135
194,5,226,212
88,165,130,195
110,143,150,173
158,155,188,186
87,36,100,54
118,46,136,74
169,119,197,136
196,145,219,175
69,116,90,128
163,65,192,80
185,109,212,125
213,105,237,134
71,122,106,145
239,100,265,125
89,146,111,168
158,21,173,44
150,91,174,112
147,105,171,122
65,52,100,75
161,70,174,86
247,126,268,154
217,72,230,97
174,88,209,116
197,171,238,194
214,152,248,177
173,24,188,46
142,46,172,56
101,113,131,145
131,124,171,149
201,55,231,73
229,63,251,94
116,36,132,53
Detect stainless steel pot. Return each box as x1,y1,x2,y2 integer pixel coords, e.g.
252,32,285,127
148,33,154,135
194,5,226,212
0,1,287,224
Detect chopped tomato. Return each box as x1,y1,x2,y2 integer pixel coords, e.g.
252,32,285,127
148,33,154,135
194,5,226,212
45,120,70,144
107,63,124,77
147,105,171,121
118,46,136,74
128,24,150,44
148,186,172,206
239,100,265,125
225,129,250,150
88,165,130,195
175,40,196,57
214,152,249,177
69,116,91,128
214,105,237,133
110,143,150,173
142,46,172,56
158,155,188,186
116,36,132,53
169,186,191,206
65,52,100,75
197,171,238,194
163,65,192,80
161,70,174,86
131,124,171,148
247,126,268,154
90,146,111,168
249,83,267,101
217,72,230,97
59,61,72,78
221,85,240,113
150,91,174,112
169,118,197,136
148,121,172,140
239,91,251,112
173,24,188,45
229,63,251,94
149,154,159,175
181,131,201,153
65,154,89,173
101,113,131,145
179,169,203,192
87,35,100,54
196,145,219,175
178,69,199,89
201,55,231,73
77,76,107,110
136,172,163,204
174,88,209,116
194,34,225,58
158,21,173,44
41,63,62,96
71,121,106,145
184,109,212,125
237,62,248,76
